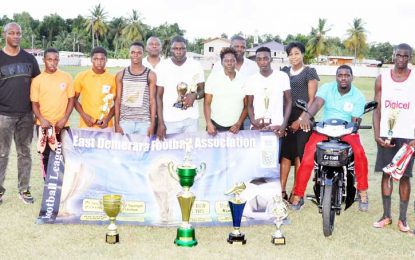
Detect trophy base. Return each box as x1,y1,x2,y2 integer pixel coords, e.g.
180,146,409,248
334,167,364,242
173,102,184,109
271,235,286,245
227,233,246,245
174,227,197,247
106,233,120,244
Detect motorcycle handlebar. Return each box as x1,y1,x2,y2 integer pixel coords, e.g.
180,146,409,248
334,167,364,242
358,125,372,129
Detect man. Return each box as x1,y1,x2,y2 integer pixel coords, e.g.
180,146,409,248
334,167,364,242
372,43,415,233
156,36,205,140
30,48,74,179
0,22,40,204
291,65,369,212
143,36,163,70
114,41,157,136
74,47,116,130
204,47,247,135
245,46,292,136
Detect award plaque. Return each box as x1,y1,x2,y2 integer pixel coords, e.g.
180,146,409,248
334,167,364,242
173,82,189,109
102,194,122,244
225,182,247,245
168,145,206,247
271,195,288,245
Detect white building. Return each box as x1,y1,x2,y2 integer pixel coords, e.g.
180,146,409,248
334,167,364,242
203,37,231,65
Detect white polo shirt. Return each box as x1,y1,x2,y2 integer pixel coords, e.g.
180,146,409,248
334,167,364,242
205,70,245,127
244,70,290,126
212,57,258,81
156,58,205,122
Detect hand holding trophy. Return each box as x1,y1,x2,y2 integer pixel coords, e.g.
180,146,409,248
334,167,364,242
385,109,400,145
225,182,247,245
102,194,122,244
271,195,288,245
168,143,206,247
173,82,189,109
97,84,114,126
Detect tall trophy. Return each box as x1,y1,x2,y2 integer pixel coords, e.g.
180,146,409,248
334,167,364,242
262,87,272,126
385,110,400,145
97,84,114,125
271,195,288,245
225,182,247,245
168,144,206,247
173,82,188,109
102,194,122,244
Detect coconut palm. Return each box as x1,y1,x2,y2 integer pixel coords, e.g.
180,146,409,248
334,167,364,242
122,10,145,45
344,18,368,63
85,4,108,48
108,17,126,57
307,18,331,61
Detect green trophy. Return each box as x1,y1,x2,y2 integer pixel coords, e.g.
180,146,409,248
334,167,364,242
168,144,206,247
102,194,122,244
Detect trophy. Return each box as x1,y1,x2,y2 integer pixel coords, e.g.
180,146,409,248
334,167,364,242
225,182,247,245
173,82,188,109
385,110,399,145
168,144,206,247
261,87,272,127
102,194,122,244
96,85,114,125
271,195,288,245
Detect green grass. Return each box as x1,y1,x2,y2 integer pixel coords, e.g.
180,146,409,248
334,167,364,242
1,67,415,259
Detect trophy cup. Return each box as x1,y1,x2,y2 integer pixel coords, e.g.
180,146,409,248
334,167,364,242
173,82,188,109
271,195,288,245
225,182,247,245
102,194,122,244
385,110,399,145
96,85,114,125
168,144,206,247
261,88,272,127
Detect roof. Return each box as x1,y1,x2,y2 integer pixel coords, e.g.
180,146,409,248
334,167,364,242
203,37,231,44
246,41,285,52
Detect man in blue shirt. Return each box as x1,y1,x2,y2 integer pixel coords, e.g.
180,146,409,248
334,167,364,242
290,65,369,211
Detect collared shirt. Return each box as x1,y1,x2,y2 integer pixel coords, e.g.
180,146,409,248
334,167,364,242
205,70,245,127
212,57,258,81
317,81,365,121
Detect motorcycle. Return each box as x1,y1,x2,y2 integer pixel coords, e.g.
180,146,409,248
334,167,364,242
295,99,377,237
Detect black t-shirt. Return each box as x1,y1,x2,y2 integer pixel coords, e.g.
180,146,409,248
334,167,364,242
0,49,40,116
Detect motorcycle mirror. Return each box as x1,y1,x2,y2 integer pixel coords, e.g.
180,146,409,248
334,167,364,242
295,99,308,112
363,101,378,114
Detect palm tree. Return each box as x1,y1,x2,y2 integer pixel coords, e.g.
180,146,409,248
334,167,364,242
344,18,368,63
85,4,108,48
306,18,331,62
122,10,145,44
108,17,126,57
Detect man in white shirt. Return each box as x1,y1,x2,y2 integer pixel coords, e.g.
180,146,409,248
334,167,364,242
143,36,163,70
245,46,292,137
156,36,205,140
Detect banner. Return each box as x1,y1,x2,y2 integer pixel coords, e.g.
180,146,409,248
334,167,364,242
38,129,281,226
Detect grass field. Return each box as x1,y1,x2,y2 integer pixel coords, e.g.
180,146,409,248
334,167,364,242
1,67,415,259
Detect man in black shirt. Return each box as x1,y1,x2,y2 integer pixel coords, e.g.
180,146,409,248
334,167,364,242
0,22,40,204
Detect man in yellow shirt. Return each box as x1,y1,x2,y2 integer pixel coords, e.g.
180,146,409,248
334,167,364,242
30,48,75,179
74,47,116,130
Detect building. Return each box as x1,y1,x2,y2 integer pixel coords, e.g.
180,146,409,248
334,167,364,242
202,37,231,65
246,41,286,62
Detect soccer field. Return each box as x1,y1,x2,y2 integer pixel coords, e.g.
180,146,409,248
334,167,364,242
1,67,414,259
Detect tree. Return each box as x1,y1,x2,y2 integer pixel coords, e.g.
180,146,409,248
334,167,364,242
367,42,394,64
39,14,67,45
147,23,185,57
188,38,205,54
108,17,126,57
12,12,40,49
306,18,331,61
344,18,368,63
122,10,145,45
325,36,346,56
85,4,108,48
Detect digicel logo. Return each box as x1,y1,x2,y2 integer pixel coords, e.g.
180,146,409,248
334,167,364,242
385,100,411,109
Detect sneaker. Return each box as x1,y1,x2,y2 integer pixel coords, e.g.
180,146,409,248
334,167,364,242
19,190,34,204
398,220,411,232
37,126,47,153
0,192,3,205
373,217,392,228
290,195,304,211
357,190,369,212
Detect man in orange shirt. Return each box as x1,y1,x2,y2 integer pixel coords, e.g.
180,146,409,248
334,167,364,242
31,48,75,179
74,47,116,130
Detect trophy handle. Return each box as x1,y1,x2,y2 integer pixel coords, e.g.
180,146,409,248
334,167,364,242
195,162,206,181
168,161,179,182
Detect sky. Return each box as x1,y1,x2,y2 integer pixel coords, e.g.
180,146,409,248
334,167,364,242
2,0,415,47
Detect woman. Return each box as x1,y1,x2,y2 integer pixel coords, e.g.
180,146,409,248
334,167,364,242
280,42,319,202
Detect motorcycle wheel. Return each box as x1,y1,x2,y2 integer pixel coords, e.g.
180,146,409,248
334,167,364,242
322,184,335,237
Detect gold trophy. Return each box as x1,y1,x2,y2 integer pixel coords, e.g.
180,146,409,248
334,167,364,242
385,110,400,145
96,84,114,125
168,144,206,247
271,195,288,245
173,82,188,109
102,194,122,244
261,87,272,127
225,182,247,245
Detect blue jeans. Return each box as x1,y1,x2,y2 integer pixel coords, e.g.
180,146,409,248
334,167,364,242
120,121,150,135
0,113,34,193
165,118,198,135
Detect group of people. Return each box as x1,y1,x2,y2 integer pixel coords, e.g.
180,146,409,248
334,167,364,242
1,21,415,235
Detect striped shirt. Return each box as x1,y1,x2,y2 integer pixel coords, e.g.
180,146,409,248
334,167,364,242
120,66,151,122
